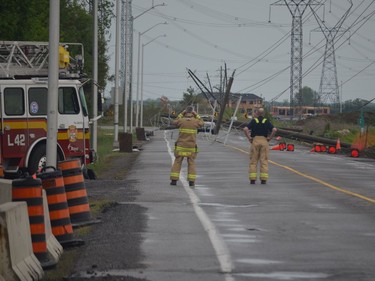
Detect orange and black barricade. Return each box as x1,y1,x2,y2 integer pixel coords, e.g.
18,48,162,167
38,168,75,245
58,159,92,225
12,175,48,263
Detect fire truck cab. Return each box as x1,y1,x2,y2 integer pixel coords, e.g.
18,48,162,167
0,41,96,178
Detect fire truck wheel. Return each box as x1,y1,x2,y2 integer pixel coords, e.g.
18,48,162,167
28,145,47,175
87,168,97,180
82,167,97,180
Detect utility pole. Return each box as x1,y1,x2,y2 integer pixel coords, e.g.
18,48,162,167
92,0,98,152
46,0,60,167
120,0,132,133
310,0,352,109
140,34,166,127
121,0,166,132
124,0,133,132
135,21,167,128
113,0,120,148
215,70,235,135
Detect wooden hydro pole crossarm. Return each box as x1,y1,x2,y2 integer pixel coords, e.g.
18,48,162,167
215,70,235,135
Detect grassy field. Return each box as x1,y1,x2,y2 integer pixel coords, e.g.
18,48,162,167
87,128,118,177
87,128,138,178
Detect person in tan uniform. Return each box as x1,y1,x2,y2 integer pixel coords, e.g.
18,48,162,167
243,108,277,184
170,106,204,187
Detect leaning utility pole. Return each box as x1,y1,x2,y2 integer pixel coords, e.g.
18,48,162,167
310,0,352,106
215,70,235,135
270,0,315,118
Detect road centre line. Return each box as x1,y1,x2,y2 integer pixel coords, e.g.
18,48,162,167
227,145,375,204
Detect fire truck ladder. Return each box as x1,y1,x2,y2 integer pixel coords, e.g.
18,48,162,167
0,41,84,79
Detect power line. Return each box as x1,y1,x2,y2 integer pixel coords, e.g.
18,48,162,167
134,2,289,28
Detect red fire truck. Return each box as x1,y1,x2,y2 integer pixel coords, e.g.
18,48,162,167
0,41,96,178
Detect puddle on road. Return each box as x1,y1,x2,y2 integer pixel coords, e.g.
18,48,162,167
216,223,246,228
216,211,235,217
213,218,239,222
311,203,337,210
222,233,259,243
230,227,248,232
236,271,329,280
225,238,259,243
222,233,257,239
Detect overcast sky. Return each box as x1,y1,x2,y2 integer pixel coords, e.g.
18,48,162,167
107,0,375,104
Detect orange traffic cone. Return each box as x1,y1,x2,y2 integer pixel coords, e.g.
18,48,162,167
279,142,286,150
328,146,336,154
351,148,359,157
336,138,341,150
314,144,321,152
286,144,295,151
271,144,282,150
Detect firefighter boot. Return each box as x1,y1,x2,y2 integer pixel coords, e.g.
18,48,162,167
189,181,195,187
250,180,256,184
261,180,267,184
170,180,177,186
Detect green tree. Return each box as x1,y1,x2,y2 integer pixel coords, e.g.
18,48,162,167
296,86,319,106
0,0,114,114
180,86,204,109
0,0,49,40
143,99,162,126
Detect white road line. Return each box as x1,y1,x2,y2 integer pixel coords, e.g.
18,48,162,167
164,131,234,280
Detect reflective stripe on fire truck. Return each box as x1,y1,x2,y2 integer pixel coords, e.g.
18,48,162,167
3,120,89,140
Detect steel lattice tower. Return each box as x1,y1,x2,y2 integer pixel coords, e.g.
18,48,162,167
311,1,352,105
271,1,312,116
319,31,340,104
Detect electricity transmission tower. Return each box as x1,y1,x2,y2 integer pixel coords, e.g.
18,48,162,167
310,0,352,106
270,0,318,117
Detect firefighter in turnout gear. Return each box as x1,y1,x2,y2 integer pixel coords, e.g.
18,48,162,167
170,106,204,187
243,108,277,184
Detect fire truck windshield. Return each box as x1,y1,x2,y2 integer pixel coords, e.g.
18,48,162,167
79,87,88,117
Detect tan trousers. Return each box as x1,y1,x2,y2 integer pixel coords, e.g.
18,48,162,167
170,153,197,182
249,136,269,181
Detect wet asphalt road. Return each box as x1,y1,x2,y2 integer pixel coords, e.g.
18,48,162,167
67,129,375,281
